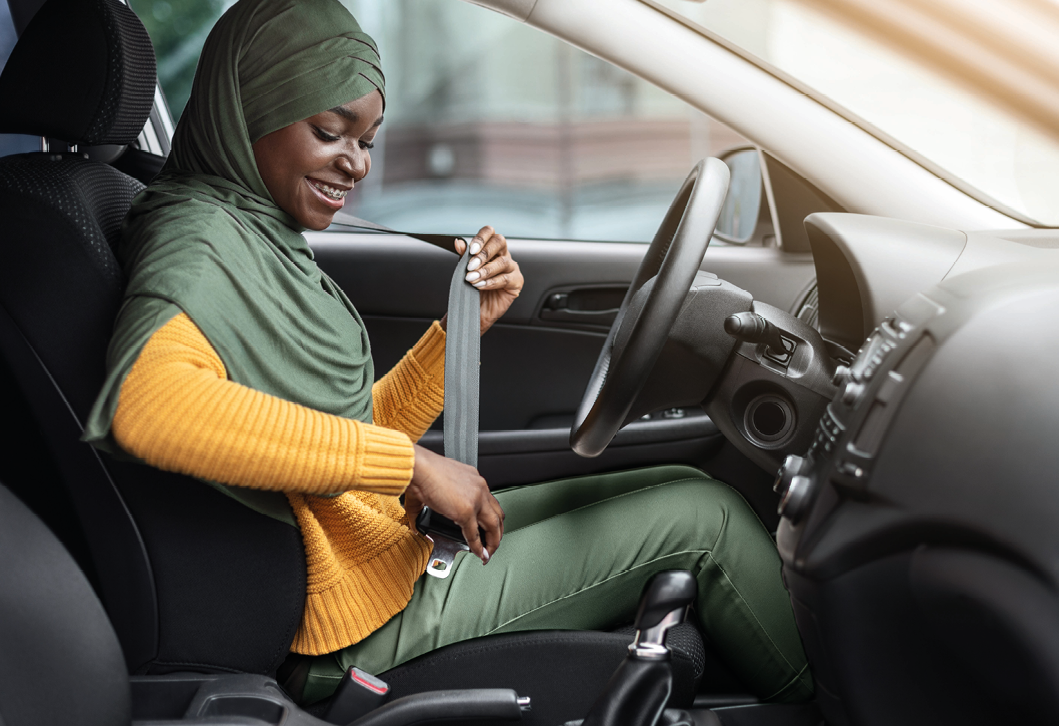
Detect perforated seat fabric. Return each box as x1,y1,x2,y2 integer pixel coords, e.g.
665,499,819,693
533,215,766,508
1,154,138,282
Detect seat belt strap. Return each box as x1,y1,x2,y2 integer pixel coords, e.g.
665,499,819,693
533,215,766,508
443,244,480,469
416,242,480,578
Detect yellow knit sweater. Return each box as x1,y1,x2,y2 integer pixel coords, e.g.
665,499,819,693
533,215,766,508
112,312,446,655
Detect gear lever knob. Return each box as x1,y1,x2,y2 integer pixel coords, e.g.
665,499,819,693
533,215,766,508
634,570,696,630
632,570,696,659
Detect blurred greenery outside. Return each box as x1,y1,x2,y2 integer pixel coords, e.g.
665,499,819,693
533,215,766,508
128,0,229,119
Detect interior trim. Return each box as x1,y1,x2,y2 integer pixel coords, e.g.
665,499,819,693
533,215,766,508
419,415,719,455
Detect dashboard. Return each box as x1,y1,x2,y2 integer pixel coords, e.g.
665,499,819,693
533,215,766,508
772,215,1059,725
805,213,1059,351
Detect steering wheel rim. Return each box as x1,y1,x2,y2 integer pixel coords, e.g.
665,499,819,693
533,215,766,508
570,157,731,457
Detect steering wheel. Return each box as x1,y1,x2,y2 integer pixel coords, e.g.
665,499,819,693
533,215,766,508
570,157,731,457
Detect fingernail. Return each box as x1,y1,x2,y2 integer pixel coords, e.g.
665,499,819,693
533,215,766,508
473,281,486,288
466,271,481,282
482,550,490,564
467,257,482,272
469,242,482,256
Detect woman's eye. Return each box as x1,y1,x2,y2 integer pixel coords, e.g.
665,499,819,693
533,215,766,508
313,126,340,142
359,140,375,150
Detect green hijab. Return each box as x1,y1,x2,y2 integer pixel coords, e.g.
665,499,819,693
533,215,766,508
84,0,386,523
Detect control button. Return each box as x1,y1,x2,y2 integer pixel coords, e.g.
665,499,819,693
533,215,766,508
875,370,904,404
764,335,797,366
838,460,866,480
773,454,809,495
832,365,851,387
779,475,816,522
841,382,865,406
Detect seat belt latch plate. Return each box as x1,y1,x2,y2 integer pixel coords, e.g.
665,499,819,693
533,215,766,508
423,533,469,579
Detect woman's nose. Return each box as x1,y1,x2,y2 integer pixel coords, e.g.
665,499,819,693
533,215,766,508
337,149,368,181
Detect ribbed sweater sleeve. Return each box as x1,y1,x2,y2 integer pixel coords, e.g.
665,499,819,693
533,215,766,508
371,320,446,441
113,312,418,496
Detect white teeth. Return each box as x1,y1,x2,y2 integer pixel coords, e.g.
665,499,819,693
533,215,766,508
309,180,348,200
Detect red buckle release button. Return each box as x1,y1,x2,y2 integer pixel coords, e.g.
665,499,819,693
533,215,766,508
350,667,389,696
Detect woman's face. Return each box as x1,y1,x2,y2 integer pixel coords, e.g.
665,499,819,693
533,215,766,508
252,90,384,230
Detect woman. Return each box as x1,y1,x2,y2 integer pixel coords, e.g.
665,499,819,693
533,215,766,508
84,0,812,706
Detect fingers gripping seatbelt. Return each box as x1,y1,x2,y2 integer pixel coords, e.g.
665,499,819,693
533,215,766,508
415,244,480,578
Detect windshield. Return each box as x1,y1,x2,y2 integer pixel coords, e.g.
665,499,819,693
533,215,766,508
655,0,1059,227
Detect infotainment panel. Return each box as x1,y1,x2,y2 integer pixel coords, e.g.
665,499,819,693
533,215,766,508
773,294,943,530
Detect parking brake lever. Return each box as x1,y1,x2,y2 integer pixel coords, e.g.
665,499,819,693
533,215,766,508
581,571,697,726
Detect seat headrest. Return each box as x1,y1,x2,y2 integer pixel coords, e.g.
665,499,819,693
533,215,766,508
0,0,157,146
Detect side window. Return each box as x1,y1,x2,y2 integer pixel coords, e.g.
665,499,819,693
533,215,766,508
131,0,762,244
0,0,39,157
348,0,753,243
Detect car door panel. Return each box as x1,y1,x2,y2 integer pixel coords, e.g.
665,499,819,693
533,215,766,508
418,415,723,488
310,233,815,483
358,315,604,430
310,234,817,324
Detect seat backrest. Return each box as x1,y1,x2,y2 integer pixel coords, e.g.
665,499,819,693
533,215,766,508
0,0,306,676
0,482,131,726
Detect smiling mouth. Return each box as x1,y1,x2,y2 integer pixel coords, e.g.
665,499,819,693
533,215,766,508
307,178,349,201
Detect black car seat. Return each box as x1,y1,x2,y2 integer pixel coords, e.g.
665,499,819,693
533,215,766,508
0,0,716,721
0,482,132,726
0,479,364,726
0,0,309,677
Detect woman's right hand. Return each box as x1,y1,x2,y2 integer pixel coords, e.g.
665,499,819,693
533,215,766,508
405,444,504,564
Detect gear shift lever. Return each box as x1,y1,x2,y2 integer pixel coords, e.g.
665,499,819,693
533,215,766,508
581,571,697,726
630,569,696,659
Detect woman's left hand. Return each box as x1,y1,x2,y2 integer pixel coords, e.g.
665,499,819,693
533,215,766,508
455,226,523,336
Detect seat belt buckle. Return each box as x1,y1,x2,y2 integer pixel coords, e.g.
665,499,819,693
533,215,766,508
323,667,390,724
415,507,470,579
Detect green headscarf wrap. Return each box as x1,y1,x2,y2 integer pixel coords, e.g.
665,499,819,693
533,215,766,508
84,0,386,524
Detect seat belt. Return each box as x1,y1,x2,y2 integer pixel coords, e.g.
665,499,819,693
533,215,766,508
415,241,481,578
327,215,483,576
442,243,480,469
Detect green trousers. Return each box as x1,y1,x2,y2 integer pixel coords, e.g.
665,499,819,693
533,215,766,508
303,465,812,703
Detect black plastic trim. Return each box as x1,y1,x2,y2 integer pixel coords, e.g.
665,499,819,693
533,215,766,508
419,416,718,456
